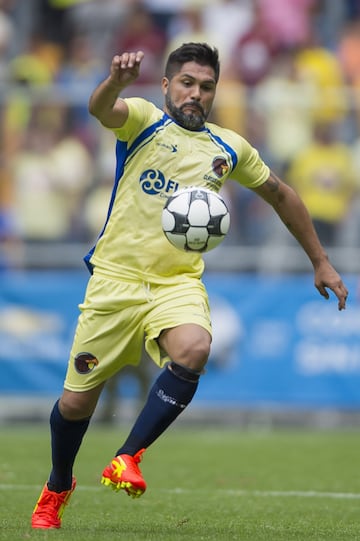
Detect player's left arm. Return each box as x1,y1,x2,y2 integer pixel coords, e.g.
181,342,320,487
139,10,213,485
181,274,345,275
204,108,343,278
252,170,348,311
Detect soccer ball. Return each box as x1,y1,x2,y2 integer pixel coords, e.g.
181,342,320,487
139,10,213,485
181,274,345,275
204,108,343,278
161,187,230,253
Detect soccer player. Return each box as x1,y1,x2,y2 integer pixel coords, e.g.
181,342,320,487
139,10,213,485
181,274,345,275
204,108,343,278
31,43,348,529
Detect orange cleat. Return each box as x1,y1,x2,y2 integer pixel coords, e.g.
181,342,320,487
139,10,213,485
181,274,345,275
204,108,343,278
101,449,146,498
31,477,76,529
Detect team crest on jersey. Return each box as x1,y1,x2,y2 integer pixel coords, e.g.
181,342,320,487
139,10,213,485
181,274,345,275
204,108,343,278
74,352,99,374
212,157,229,178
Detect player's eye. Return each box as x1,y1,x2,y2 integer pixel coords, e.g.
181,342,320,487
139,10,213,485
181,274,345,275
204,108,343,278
201,83,215,92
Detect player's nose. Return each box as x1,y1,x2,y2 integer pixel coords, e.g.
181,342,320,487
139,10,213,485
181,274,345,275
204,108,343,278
190,85,201,100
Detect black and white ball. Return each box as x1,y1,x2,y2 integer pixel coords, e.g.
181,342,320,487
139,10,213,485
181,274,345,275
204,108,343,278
161,187,230,253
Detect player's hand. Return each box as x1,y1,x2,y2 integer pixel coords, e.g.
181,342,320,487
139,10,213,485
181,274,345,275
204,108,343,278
314,262,348,311
109,51,144,88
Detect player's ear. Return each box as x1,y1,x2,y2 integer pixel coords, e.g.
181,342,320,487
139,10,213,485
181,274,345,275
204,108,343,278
161,77,169,95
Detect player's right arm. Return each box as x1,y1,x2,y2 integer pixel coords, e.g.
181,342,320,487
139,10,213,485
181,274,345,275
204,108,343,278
88,51,144,128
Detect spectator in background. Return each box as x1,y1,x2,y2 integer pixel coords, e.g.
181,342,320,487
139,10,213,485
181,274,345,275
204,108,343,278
9,104,94,242
143,0,182,33
8,31,59,85
1,27,62,267
286,121,357,246
0,0,14,82
165,1,209,58
337,18,360,133
345,0,360,19
252,47,316,174
340,133,360,248
4,0,34,57
311,0,348,50
65,0,127,60
338,19,360,89
35,0,73,47
112,2,167,86
82,127,116,242
4,29,63,178
256,0,316,50
55,34,106,151
56,33,105,92
229,3,279,89
0,1,18,267
0,104,23,269
202,0,255,68
294,31,348,126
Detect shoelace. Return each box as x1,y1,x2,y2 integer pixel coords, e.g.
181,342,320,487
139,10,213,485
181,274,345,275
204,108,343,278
133,448,145,464
36,490,66,517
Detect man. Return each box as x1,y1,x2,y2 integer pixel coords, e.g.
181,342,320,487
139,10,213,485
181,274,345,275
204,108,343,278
31,43,348,529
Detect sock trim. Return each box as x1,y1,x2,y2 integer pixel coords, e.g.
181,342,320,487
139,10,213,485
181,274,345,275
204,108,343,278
168,361,201,382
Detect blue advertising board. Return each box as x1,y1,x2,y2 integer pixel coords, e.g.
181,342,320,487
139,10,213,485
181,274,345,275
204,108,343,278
201,273,360,408
0,270,359,408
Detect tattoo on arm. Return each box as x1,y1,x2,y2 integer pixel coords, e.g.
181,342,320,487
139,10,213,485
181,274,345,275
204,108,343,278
266,172,280,192
254,170,287,208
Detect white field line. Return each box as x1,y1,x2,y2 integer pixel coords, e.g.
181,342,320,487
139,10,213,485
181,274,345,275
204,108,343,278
1,484,360,500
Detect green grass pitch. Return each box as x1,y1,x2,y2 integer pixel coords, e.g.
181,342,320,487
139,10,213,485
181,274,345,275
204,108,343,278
1,424,360,540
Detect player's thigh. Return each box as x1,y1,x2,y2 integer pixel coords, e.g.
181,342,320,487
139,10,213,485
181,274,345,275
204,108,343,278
64,273,147,392
144,279,212,368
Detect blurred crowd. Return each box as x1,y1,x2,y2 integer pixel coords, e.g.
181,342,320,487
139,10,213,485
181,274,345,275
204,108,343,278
1,0,360,269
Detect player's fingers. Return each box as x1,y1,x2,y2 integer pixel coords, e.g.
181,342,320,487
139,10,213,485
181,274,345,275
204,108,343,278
128,51,144,68
127,52,139,68
118,51,144,69
316,284,329,300
120,52,130,68
111,55,121,69
317,282,348,311
334,284,348,311
135,50,145,64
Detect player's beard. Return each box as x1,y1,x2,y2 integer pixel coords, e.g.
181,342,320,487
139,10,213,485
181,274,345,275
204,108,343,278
165,94,207,130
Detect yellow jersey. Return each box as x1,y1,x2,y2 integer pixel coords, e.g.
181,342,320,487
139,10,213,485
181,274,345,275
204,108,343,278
85,98,269,283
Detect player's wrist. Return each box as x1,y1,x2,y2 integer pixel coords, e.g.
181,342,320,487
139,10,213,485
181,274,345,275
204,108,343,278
311,252,329,270
106,76,128,93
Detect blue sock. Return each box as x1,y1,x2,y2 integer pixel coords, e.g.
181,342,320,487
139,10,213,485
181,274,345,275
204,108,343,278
48,399,90,492
116,366,199,456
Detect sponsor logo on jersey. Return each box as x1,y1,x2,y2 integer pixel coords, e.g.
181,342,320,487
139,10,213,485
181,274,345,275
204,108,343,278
156,142,178,153
139,169,179,195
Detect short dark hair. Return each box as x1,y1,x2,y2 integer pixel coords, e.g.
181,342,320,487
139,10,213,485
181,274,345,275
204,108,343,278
165,42,220,83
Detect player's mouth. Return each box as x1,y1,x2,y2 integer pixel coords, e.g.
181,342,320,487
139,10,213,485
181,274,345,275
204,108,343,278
181,103,204,115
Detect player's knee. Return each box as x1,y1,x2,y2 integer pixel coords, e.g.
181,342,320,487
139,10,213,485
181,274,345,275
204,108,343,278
174,336,211,372
59,391,98,421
